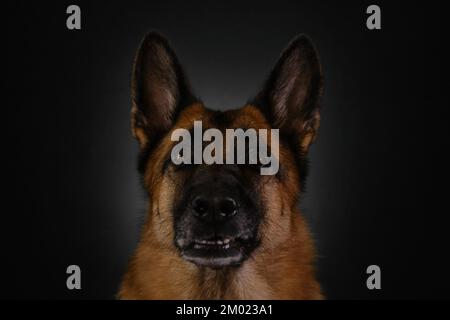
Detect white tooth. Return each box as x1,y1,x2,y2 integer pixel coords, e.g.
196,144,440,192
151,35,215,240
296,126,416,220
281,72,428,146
224,244,230,249
217,240,223,245
224,238,230,244
194,244,201,249
201,240,207,244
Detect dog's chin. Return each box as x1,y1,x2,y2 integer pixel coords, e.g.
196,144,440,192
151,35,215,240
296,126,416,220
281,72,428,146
176,235,257,269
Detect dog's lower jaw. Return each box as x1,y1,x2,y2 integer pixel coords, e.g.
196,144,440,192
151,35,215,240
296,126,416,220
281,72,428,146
181,253,245,269
118,213,322,300
175,234,258,269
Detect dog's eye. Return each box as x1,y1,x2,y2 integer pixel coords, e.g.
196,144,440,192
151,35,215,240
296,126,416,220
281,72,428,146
175,150,183,163
260,161,271,168
172,149,195,171
162,149,188,171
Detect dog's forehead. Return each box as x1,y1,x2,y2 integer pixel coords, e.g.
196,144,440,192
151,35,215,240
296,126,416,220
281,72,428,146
176,103,270,130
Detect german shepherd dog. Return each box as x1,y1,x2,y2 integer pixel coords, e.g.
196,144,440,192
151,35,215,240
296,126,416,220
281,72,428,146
119,32,323,299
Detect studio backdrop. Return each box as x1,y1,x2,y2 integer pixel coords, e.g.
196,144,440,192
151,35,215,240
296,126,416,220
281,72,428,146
3,0,445,300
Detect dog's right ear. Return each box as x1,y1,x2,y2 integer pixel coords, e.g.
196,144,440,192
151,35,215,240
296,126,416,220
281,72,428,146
131,32,195,148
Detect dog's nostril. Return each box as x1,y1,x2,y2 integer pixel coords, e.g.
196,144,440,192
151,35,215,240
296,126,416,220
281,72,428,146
192,196,209,217
192,195,238,219
219,197,238,217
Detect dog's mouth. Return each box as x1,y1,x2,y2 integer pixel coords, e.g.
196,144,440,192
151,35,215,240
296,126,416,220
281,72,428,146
177,234,257,268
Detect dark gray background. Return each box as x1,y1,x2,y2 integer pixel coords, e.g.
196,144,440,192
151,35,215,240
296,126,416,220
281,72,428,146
3,0,446,299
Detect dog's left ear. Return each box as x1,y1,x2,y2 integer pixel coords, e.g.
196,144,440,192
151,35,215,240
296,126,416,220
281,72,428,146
254,35,323,151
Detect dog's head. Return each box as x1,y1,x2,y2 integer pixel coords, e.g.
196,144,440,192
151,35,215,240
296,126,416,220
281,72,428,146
131,32,322,269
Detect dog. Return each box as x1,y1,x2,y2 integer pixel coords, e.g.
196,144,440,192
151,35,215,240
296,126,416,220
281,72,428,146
119,32,324,299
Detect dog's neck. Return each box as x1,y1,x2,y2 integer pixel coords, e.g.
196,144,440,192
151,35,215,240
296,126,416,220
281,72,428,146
185,258,275,299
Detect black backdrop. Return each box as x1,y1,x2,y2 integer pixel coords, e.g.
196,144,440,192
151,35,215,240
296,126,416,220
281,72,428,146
3,0,446,299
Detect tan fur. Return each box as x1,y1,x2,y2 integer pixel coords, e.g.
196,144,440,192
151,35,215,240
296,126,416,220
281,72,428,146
119,103,322,300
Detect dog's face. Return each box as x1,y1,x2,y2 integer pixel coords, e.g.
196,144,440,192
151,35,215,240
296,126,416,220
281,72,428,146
131,33,322,268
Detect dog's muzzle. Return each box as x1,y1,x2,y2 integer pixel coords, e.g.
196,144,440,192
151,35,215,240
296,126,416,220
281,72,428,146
173,165,260,268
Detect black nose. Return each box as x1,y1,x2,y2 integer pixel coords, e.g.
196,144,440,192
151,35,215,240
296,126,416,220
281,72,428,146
191,195,238,221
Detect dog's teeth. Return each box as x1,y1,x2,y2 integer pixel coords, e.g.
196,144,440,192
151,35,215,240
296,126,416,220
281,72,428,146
193,238,233,248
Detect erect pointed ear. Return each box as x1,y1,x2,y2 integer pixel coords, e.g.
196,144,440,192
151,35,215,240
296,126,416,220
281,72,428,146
131,32,196,148
253,35,323,151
